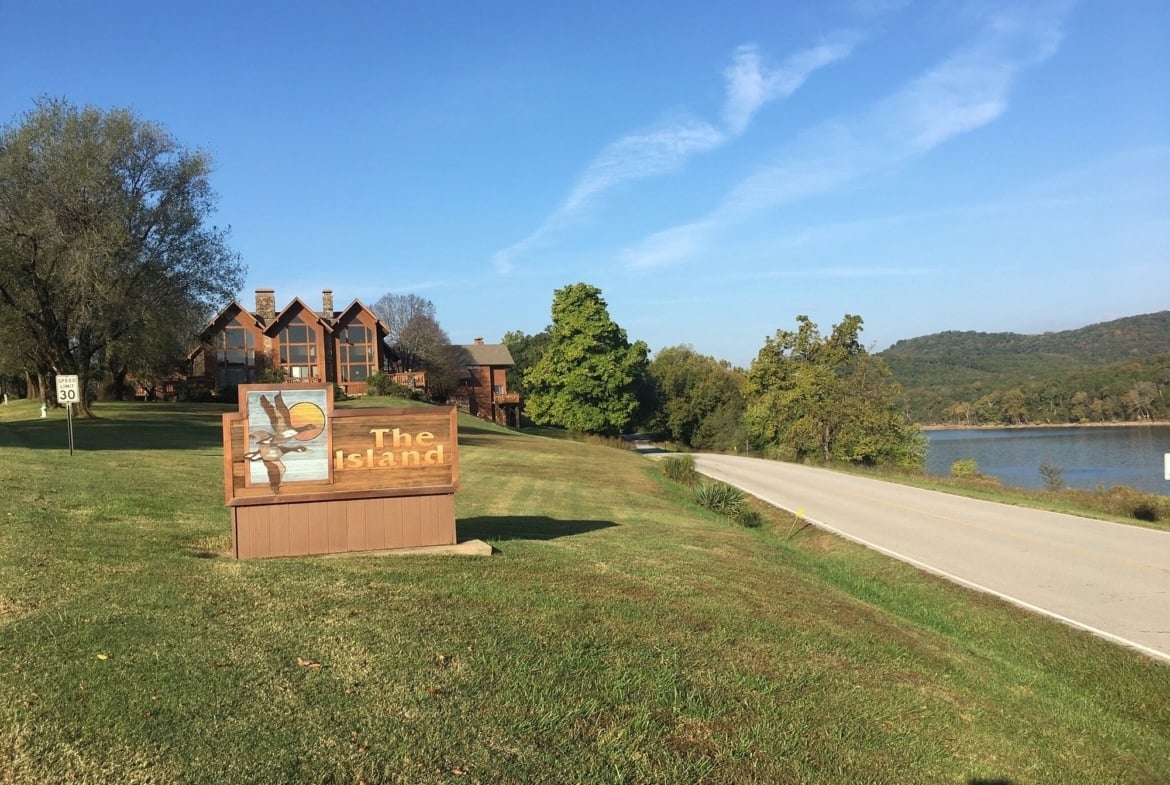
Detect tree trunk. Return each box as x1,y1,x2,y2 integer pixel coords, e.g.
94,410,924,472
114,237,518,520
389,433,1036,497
105,363,131,401
74,367,94,417
25,370,41,401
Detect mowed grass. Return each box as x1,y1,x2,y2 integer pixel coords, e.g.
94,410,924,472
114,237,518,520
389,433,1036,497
1,401,1168,784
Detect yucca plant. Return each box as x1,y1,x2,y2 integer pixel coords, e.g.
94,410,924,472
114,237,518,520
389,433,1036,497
693,481,745,518
661,454,698,485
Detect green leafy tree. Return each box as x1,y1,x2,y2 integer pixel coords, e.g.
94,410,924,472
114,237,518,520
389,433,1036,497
501,327,551,398
523,283,650,435
102,297,204,400
1000,388,1029,425
648,344,746,450
0,98,242,415
1122,382,1157,421
744,314,923,468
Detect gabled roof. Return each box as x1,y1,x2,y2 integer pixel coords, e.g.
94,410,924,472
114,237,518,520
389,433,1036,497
457,343,514,367
189,301,265,359
199,301,264,334
333,298,389,333
271,297,331,332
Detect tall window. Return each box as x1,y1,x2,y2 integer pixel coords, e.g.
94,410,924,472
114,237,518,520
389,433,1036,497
215,318,257,386
339,324,375,382
279,316,318,379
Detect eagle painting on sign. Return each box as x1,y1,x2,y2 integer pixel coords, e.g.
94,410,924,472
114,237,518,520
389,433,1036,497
222,384,459,559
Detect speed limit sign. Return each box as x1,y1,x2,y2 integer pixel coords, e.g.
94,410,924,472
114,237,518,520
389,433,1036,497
56,374,80,404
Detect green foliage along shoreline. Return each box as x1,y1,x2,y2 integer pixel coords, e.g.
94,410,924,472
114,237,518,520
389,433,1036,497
881,312,1170,425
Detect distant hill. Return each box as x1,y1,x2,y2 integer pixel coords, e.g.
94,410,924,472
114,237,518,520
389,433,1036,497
882,312,1170,365
878,312,1170,425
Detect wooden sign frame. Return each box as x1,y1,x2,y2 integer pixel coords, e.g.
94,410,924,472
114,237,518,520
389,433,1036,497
222,384,459,558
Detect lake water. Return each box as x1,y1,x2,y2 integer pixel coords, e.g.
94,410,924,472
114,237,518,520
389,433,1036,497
925,426,1170,496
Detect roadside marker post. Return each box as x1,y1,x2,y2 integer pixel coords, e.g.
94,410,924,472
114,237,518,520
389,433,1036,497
56,374,79,456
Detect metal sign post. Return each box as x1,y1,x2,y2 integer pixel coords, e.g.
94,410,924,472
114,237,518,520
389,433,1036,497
56,374,79,456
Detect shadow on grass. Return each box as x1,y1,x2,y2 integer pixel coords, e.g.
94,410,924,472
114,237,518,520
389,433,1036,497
0,416,223,451
458,515,617,542
968,778,1016,785
458,421,518,437
458,434,513,448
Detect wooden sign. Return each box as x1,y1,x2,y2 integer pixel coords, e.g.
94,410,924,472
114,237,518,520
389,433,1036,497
222,384,459,558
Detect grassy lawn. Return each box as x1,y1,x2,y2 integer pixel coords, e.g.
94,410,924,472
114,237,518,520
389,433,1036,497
1,400,1168,784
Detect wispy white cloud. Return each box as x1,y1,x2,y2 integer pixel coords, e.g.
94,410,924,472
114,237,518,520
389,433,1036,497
560,120,724,216
722,34,861,135
491,33,861,274
621,2,1072,270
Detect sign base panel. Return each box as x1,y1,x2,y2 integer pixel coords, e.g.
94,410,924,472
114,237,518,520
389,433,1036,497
232,493,455,559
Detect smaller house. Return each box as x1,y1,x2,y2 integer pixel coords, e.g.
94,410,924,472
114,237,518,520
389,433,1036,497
188,288,388,397
453,338,520,427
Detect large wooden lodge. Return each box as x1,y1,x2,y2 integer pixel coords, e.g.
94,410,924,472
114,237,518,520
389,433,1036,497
187,288,519,425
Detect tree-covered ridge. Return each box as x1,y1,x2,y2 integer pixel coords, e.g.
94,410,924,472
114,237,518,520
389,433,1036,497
880,313,1170,425
882,311,1170,363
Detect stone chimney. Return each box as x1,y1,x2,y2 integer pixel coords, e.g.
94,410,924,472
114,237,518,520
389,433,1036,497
255,288,276,322
322,289,334,316
474,337,484,344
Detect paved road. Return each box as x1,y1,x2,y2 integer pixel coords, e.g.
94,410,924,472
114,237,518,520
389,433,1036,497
689,452,1170,663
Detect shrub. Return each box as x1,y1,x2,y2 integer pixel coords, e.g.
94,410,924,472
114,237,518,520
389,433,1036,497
735,508,764,528
366,372,391,396
214,385,239,404
1132,501,1160,522
1061,484,1169,523
1039,462,1065,492
257,367,286,384
693,481,745,518
661,454,697,485
763,443,799,462
950,458,979,478
386,382,417,399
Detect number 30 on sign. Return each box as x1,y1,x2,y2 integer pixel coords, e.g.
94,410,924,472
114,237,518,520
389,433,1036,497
56,374,80,404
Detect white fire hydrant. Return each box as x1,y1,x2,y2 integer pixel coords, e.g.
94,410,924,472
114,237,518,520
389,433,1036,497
40,403,47,418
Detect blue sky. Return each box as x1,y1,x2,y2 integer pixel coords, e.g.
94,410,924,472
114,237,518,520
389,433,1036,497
3,1,1168,366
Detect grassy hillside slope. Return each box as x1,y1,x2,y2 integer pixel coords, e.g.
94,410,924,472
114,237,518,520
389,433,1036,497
1,400,1167,784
